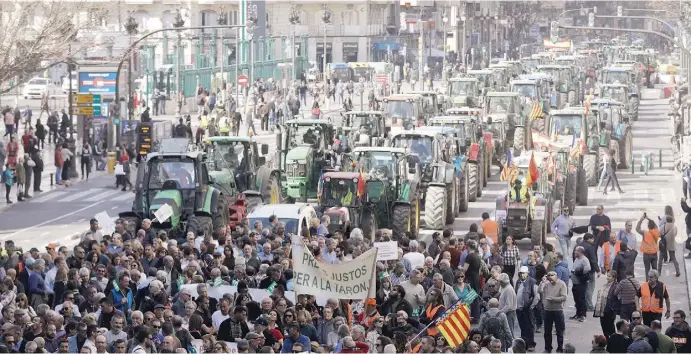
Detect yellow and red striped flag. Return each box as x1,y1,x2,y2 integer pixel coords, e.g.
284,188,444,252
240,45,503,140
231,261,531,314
529,101,543,119
436,302,471,348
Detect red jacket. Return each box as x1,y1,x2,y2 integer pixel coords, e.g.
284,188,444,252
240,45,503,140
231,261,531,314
340,342,369,353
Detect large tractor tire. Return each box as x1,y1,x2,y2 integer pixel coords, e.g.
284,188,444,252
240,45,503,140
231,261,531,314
631,97,640,121
392,204,412,238
576,166,589,206
618,131,633,169
459,171,469,213
477,160,484,198
468,163,479,202
212,197,230,231
187,215,213,236
260,171,283,204
559,92,568,108
424,186,447,230
513,127,526,152
446,181,457,224
483,152,490,186
565,172,577,215
568,90,577,106
583,153,599,186
360,210,377,240
530,220,545,246
245,194,264,211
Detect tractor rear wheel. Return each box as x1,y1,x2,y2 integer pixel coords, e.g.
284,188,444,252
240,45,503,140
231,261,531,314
213,197,230,231
531,220,545,246
424,186,447,230
618,131,633,169
361,210,377,240
631,97,639,121
532,117,546,134
261,172,282,204
468,163,479,202
513,127,526,152
565,172,577,215
477,160,484,197
583,153,599,186
392,204,411,238
187,215,213,236
459,171,469,212
577,165,588,206
446,182,456,224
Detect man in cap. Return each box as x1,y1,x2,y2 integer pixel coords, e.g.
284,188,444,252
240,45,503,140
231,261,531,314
252,316,277,347
236,339,250,353
515,266,540,351
282,323,311,353
245,332,265,352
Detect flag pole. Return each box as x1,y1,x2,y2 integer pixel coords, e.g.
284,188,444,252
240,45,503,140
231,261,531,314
405,320,437,347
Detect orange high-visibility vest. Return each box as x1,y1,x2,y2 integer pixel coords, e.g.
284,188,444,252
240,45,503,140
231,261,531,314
358,311,380,328
482,219,500,244
640,229,660,254
603,241,621,271
412,343,422,354
640,281,666,314
425,304,443,335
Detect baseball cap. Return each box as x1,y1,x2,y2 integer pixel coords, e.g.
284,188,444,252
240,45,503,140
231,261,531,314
154,304,165,310
547,270,557,276
24,258,35,267
29,248,39,253
236,340,249,350
519,266,529,273
252,318,269,326
245,332,262,340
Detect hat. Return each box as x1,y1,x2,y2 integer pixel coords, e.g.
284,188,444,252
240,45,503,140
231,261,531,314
14,309,25,316
245,332,261,340
24,257,35,266
236,340,249,350
519,266,529,273
547,270,557,276
154,304,165,310
252,318,269,326
29,248,39,253
366,298,377,306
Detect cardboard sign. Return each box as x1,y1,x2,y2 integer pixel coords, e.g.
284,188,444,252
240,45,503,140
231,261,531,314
94,211,114,235
495,209,507,222
533,205,546,220
374,241,399,260
153,204,173,223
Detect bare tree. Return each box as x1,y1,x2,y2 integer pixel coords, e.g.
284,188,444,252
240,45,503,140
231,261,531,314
0,1,113,94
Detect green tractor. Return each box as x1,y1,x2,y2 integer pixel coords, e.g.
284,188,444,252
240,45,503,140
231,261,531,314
512,74,555,133
447,78,482,108
445,108,494,192
599,66,641,117
276,119,336,202
589,99,634,171
339,111,391,149
203,136,282,213
599,83,639,121
325,147,422,238
484,92,529,152
537,65,581,107
120,139,230,238
389,128,466,230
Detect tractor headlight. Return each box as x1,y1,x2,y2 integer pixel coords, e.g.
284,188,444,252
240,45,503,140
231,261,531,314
519,215,527,220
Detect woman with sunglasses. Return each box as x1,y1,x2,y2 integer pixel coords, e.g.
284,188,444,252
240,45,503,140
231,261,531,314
373,335,393,354
375,277,392,307
15,293,37,318
281,309,296,332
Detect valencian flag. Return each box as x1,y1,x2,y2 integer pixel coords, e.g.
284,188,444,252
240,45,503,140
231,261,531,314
500,149,517,182
436,301,472,348
526,152,540,187
357,168,366,198
529,100,543,119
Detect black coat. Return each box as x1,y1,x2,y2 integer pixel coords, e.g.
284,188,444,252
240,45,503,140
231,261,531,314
573,241,600,273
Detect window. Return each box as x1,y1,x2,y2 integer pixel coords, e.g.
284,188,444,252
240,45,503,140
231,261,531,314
200,10,217,32
134,10,150,31
229,10,239,26
343,10,358,26
161,10,173,29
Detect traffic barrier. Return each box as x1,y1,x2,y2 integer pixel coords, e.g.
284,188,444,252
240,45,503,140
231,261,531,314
49,173,53,186
632,156,635,175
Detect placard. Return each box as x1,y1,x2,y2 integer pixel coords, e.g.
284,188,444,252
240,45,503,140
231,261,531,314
533,205,546,220
94,211,114,235
374,241,398,260
495,209,507,221
154,204,173,223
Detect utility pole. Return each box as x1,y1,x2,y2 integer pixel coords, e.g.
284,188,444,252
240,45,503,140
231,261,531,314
172,9,184,119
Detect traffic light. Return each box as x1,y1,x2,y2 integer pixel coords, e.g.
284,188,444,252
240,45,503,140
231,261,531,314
550,21,559,43
588,13,595,27
617,6,623,17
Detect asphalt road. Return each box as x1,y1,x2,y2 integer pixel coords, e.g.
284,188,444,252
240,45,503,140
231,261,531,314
416,94,686,352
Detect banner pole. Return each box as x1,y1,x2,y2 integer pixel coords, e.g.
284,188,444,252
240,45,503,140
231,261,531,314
405,320,436,347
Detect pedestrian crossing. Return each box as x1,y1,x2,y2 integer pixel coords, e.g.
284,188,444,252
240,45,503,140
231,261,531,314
31,188,134,204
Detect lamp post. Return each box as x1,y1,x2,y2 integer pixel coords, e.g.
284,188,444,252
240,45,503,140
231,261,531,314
246,5,258,84
218,9,228,90
322,4,331,100
124,13,139,120
461,14,467,70
289,4,300,84
442,11,448,82
172,9,185,117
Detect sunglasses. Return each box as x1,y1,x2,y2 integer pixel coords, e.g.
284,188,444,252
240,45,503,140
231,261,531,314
632,317,641,320
153,325,161,329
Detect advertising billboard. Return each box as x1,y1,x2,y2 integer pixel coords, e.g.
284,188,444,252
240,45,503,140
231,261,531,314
78,71,117,95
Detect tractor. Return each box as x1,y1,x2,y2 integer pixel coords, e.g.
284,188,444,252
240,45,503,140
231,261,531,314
409,91,448,116
537,65,580,108
445,108,494,189
599,83,639,121
448,78,482,108
484,92,530,152
598,66,641,113
276,119,336,202
389,128,463,229
382,94,427,129
202,136,282,226
589,99,634,171
511,74,555,133
467,69,497,94
428,112,490,202
339,111,391,149
325,147,422,238
119,139,231,239
494,151,558,245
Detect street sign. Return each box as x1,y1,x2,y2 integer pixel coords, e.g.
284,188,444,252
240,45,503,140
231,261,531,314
237,75,249,86
529,24,540,39
72,94,102,104
72,105,101,116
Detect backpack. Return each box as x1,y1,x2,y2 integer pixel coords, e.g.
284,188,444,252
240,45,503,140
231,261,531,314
482,312,506,342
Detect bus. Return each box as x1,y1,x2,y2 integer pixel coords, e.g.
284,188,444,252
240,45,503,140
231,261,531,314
349,62,372,81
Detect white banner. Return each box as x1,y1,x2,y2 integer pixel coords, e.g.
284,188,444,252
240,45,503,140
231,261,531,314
374,241,398,260
291,235,377,300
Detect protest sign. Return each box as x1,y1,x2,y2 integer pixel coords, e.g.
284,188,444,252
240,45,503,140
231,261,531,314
373,241,398,260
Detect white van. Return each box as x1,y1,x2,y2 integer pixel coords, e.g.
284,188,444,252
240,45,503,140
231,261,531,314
246,203,317,237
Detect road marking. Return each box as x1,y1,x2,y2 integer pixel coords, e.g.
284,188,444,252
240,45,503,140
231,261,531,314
31,191,69,203
111,193,134,202
40,231,49,236
2,199,107,239
58,189,102,202
84,189,122,202
111,206,118,210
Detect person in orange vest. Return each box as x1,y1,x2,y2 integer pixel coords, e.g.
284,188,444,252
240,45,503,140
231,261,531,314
636,214,660,281
420,288,446,336
481,212,500,245
356,298,380,328
598,233,621,272
637,269,670,327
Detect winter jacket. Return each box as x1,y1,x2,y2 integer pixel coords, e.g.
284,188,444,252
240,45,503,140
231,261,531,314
682,201,691,233
613,250,637,282
555,260,570,286
627,338,653,353
665,320,691,352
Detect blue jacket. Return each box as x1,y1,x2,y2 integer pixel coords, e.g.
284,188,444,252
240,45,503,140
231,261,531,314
110,281,134,315
555,260,570,286
281,334,311,353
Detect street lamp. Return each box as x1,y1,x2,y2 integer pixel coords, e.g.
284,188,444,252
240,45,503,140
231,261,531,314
218,8,228,92
124,12,139,120
289,4,300,84
321,4,331,96
460,14,467,69
442,12,448,82
246,5,258,84
172,9,185,117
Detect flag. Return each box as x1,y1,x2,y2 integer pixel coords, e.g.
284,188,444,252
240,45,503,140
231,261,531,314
500,149,514,182
357,168,366,198
529,101,543,119
571,130,576,147
526,152,540,186
317,170,324,199
436,302,471,348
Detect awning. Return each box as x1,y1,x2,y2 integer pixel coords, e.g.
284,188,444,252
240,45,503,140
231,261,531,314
373,42,401,51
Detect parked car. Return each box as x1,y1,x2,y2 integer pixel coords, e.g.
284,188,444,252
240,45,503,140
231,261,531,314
24,77,53,99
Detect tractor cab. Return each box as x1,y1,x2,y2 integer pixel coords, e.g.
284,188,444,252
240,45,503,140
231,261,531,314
448,78,481,108
383,94,426,129
467,70,496,93
520,57,540,73
485,92,524,126
409,91,445,115
340,111,389,148
537,65,572,96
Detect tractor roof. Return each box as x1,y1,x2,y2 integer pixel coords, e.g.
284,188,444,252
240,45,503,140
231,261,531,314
446,107,482,116
285,119,334,127
384,94,423,101
518,73,553,81
414,126,460,135
599,83,629,89
390,130,440,139
590,98,624,106
204,136,253,144
486,91,520,97
323,172,361,180
408,91,439,96
467,70,493,75
537,65,570,69
352,146,406,154
510,79,539,85
248,203,313,219
344,111,383,116
555,55,576,61
449,77,479,82
602,66,632,72
147,139,203,160
551,107,586,116
429,116,473,123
